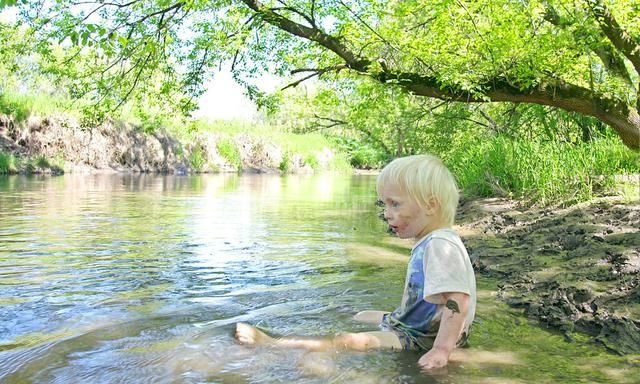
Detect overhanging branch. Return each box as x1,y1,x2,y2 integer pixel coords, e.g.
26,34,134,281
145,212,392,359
282,65,348,90
543,3,634,88
240,0,369,69
240,0,639,149
586,0,640,78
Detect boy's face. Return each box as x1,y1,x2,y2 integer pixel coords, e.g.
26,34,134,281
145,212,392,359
379,183,438,240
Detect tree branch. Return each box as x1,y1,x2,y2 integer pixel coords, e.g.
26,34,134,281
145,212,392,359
113,51,153,110
586,0,640,79
282,65,347,90
311,114,348,129
240,0,640,148
240,0,369,70
128,2,185,27
275,0,316,28
337,0,396,51
542,3,634,88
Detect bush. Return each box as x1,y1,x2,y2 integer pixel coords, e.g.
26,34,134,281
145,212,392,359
188,145,206,172
304,154,320,170
331,136,387,169
279,151,291,173
0,152,17,174
216,138,242,170
349,146,386,169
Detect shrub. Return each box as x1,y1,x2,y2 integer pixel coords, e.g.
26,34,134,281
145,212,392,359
216,138,242,170
279,151,290,173
188,145,206,172
0,152,17,174
304,154,320,170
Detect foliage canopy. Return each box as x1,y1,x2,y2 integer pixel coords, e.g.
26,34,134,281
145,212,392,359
2,0,640,148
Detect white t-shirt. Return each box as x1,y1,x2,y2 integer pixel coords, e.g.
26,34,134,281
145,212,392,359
387,228,476,338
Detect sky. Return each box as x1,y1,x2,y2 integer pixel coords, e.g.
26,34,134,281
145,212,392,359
194,71,258,120
194,70,281,121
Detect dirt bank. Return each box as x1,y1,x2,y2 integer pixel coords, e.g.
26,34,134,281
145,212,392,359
0,114,323,174
456,197,640,355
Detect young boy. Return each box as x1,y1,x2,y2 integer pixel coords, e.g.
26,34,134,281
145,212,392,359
235,154,476,370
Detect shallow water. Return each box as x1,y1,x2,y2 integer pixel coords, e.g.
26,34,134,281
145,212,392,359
0,174,637,383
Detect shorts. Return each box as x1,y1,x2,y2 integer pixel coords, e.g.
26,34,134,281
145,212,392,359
380,314,469,352
379,314,435,351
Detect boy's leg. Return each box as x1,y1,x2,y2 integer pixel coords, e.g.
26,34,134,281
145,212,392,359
352,310,388,324
235,323,402,352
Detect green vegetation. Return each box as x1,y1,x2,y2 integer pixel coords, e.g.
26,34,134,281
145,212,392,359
0,1,637,204
332,138,387,169
4,0,639,149
0,152,17,174
450,135,639,205
188,145,206,172
274,79,639,205
198,119,351,172
215,138,241,171
0,151,65,175
279,151,290,173
0,93,73,123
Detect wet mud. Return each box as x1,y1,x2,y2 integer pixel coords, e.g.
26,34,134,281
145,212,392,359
456,197,640,355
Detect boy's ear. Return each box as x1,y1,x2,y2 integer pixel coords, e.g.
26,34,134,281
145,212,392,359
424,197,439,216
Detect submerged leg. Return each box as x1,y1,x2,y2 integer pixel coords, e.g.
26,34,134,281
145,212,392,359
234,323,401,352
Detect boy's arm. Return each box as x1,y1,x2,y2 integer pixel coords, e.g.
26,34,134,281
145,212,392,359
418,291,470,370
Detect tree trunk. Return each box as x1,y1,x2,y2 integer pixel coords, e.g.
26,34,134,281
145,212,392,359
597,109,640,149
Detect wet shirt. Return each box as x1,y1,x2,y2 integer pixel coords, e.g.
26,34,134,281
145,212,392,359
386,228,476,339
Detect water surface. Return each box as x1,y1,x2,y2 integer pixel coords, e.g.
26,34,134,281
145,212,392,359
0,174,637,383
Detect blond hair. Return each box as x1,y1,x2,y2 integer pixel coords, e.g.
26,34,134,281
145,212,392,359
377,154,459,226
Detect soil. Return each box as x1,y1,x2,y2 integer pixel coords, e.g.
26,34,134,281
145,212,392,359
456,197,640,355
0,114,315,174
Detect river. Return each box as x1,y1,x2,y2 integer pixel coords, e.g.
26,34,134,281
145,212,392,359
0,174,637,383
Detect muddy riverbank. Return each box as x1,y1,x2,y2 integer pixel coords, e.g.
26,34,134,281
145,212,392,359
0,114,333,174
456,197,640,355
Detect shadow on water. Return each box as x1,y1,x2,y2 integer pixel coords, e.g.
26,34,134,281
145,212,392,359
0,174,638,383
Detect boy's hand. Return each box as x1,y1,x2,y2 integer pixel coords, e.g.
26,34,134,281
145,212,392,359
418,347,449,370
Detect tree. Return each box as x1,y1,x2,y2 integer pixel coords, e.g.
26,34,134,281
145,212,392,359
4,0,640,149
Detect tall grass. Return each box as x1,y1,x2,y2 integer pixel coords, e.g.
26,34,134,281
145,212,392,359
449,135,639,205
0,151,17,174
216,138,242,170
0,91,81,122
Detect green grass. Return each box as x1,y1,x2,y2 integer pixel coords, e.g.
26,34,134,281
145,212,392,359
279,151,291,173
0,151,17,174
188,145,206,172
449,135,640,205
216,138,242,170
0,91,81,123
0,152,67,175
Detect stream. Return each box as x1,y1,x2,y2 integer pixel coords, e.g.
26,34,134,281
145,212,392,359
0,174,637,383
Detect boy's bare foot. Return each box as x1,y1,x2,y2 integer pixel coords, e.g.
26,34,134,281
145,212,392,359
235,322,274,345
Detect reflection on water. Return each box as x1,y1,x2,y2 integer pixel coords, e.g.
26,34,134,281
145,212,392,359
0,174,637,383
